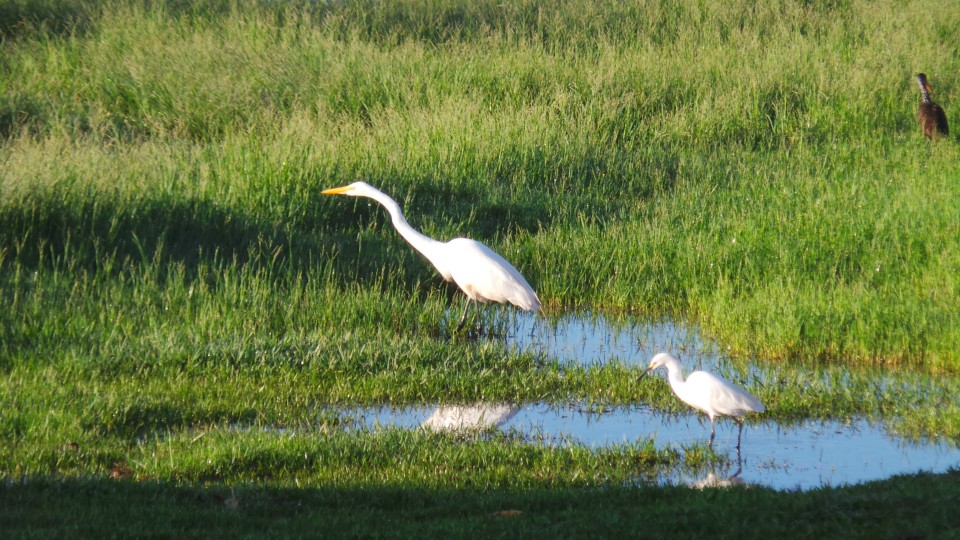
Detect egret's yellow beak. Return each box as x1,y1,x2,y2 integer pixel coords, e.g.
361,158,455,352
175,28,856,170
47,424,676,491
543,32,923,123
321,185,352,195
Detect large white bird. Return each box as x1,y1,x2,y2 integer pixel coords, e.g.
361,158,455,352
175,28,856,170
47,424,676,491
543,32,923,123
321,181,541,331
639,352,765,448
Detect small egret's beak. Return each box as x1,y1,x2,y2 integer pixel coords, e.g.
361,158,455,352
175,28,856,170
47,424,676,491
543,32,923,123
321,185,352,195
638,367,652,382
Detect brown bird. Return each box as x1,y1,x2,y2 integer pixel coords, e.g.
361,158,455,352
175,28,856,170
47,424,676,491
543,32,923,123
916,73,949,140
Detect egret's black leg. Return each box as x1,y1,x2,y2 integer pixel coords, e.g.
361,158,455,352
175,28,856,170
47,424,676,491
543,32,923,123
736,420,744,452
708,419,716,447
731,443,743,479
455,296,473,332
473,301,484,332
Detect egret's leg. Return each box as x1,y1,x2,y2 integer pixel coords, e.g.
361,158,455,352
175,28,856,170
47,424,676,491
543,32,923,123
708,418,716,447
455,297,476,332
736,420,744,452
731,443,743,479
474,302,485,331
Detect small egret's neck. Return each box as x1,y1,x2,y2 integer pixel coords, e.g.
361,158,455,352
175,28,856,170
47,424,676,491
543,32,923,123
661,356,687,389
360,188,451,280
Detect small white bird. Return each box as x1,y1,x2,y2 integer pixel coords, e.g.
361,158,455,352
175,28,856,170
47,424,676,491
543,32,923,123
322,182,541,331
639,352,765,448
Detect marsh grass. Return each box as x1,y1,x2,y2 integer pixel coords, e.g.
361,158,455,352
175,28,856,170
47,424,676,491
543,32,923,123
2,0,960,536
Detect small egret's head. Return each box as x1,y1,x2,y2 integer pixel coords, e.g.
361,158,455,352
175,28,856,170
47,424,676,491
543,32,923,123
321,181,375,197
638,352,673,381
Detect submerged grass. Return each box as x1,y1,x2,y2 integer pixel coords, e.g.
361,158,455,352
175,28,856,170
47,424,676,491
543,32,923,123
2,0,960,536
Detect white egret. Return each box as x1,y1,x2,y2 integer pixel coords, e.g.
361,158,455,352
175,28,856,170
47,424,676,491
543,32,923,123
639,352,765,448
321,182,541,331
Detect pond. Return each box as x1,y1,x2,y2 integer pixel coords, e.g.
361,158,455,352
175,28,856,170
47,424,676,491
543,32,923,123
340,311,958,491
340,401,956,491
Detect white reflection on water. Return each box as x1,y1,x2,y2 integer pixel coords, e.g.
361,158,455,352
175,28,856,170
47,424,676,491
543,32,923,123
421,403,521,431
343,402,958,491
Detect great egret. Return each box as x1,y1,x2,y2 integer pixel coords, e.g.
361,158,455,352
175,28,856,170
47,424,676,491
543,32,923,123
321,181,541,331
916,73,949,140
639,352,765,448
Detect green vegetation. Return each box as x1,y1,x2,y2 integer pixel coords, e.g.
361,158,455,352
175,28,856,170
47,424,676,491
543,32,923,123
4,471,960,539
2,0,959,537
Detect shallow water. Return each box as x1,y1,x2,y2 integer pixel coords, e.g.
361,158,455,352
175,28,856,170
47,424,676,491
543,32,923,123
341,402,958,491
502,311,710,368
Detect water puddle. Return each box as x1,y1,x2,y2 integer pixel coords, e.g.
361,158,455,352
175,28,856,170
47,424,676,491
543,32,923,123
499,311,710,368
338,402,958,491
311,311,956,490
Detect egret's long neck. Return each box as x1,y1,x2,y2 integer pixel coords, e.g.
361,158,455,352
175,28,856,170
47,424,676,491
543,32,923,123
364,190,452,280
663,360,686,391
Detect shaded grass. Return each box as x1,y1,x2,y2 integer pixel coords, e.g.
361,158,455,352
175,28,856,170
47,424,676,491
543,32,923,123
3,471,959,539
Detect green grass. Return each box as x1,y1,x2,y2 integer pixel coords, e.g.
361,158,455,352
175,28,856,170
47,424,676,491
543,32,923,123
2,0,960,537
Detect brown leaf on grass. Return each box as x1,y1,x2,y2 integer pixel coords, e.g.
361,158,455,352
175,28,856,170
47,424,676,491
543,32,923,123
491,510,524,518
68,441,79,451
109,462,132,479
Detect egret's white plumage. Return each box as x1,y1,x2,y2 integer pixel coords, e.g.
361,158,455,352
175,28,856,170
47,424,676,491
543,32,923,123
640,352,765,447
321,182,541,329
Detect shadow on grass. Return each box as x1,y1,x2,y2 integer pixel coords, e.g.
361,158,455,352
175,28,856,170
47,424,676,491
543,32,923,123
0,1,95,41
80,401,260,441
0,134,681,294
0,194,296,273
2,471,958,538
0,0,284,42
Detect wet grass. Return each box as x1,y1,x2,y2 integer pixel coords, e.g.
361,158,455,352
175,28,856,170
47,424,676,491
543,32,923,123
2,0,960,536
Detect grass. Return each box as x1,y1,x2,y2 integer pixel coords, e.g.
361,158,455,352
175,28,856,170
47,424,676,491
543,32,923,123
3,471,960,539
2,0,960,537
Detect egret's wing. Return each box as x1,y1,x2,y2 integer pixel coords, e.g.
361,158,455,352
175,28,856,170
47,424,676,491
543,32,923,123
685,371,765,416
445,238,541,311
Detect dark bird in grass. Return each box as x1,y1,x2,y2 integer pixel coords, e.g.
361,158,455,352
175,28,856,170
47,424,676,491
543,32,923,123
916,73,949,140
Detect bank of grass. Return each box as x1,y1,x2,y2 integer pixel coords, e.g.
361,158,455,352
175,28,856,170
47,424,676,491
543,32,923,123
2,469,956,539
4,471,960,539
2,0,960,536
